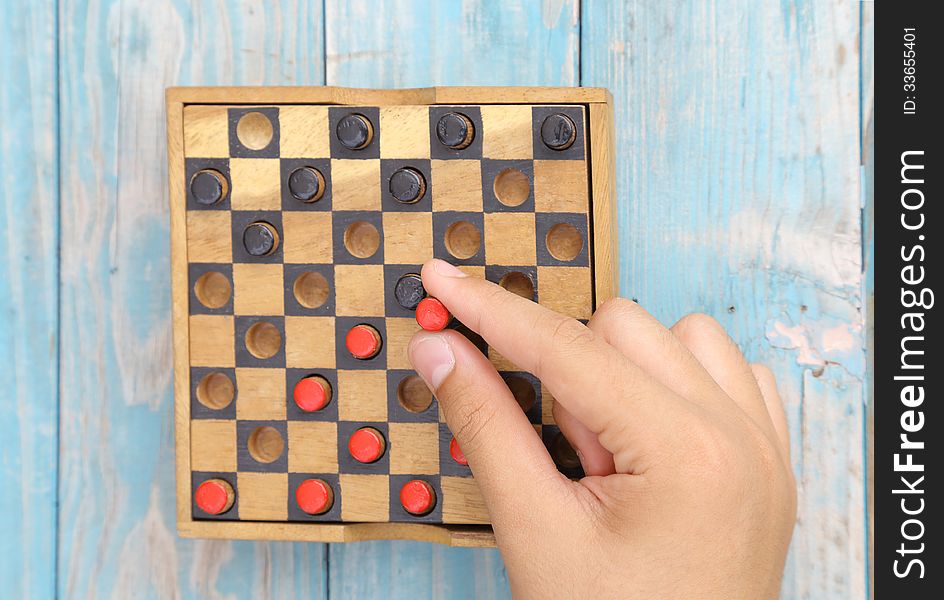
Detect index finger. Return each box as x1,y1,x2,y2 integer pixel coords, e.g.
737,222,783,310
421,259,689,452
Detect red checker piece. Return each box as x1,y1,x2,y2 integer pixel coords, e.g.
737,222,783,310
345,324,382,359
348,427,386,463
415,297,451,332
293,375,331,412
400,479,437,516
195,479,235,515
296,478,334,515
449,437,468,466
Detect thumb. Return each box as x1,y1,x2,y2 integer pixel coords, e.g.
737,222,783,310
408,329,569,529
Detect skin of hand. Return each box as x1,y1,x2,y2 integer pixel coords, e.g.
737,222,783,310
407,259,797,599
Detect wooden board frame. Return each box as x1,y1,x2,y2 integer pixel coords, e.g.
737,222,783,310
167,86,617,547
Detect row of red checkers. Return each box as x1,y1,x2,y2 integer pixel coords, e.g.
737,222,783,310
194,476,439,517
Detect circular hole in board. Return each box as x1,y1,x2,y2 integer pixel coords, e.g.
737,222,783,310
343,220,381,259
397,375,433,413
545,223,584,262
493,167,530,207
498,271,534,300
193,271,232,309
245,321,282,359
552,432,581,470
293,271,330,309
195,371,235,410
247,426,284,463
444,221,481,260
504,375,535,413
236,111,274,150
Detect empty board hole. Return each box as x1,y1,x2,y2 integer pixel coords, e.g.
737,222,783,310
444,221,481,260
293,271,330,309
194,271,232,309
196,371,235,410
552,432,581,469
245,321,282,359
236,111,274,150
504,376,535,413
343,221,381,258
545,223,583,261
247,426,284,463
498,272,534,300
397,375,433,413
493,168,530,207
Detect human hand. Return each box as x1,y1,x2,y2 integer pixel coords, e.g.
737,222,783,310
407,259,797,599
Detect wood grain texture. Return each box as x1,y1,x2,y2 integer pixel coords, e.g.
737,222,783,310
324,0,579,595
582,1,866,598
57,1,328,598
0,2,59,598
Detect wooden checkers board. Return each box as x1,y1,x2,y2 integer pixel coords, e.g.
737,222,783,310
168,87,617,547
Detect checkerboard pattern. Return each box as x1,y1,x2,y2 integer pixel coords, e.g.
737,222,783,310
184,102,593,524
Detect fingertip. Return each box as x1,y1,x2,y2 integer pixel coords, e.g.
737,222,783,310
407,331,456,391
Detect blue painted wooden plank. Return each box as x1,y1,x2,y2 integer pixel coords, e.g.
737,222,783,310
0,1,59,598
56,1,328,597
324,1,579,597
582,1,866,597
326,0,580,87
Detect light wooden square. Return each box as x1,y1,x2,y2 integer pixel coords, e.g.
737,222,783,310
389,423,439,475
283,212,333,264
191,419,236,472
285,316,336,368
534,160,589,212
385,317,421,370
331,159,380,211
537,266,593,319
337,370,387,422
380,106,430,158
431,160,483,212
457,265,485,279
189,315,234,368
335,264,385,316
229,159,281,211
235,368,286,420
383,212,433,265
187,211,232,263
287,421,338,473
484,213,536,265
541,383,556,424
481,105,533,159
183,105,229,158
441,476,490,524
340,474,389,522
237,473,288,521
279,106,330,158
233,263,284,315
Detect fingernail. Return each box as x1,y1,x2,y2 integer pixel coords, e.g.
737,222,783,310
409,334,455,391
432,259,467,278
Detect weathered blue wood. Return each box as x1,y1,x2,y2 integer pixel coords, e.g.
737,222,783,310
324,1,579,596
325,0,580,87
0,1,59,598
582,1,866,598
56,1,328,597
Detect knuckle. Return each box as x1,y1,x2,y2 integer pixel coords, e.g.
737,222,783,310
592,297,638,323
446,395,498,455
750,363,776,386
548,316,597,349
671,312,725,344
